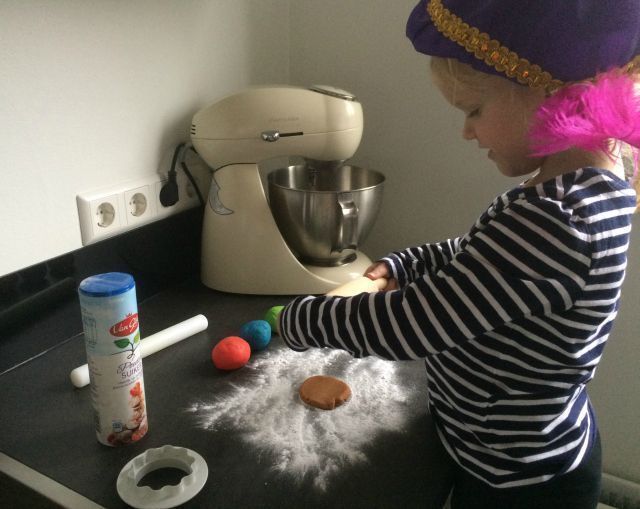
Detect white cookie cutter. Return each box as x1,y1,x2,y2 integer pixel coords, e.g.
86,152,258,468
116,445,208,509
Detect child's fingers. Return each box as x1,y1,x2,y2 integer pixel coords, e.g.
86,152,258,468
365,262,389,280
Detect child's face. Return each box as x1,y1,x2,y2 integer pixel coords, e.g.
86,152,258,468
433,69,545,178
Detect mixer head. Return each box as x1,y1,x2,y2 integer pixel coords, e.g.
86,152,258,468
190,85,363,170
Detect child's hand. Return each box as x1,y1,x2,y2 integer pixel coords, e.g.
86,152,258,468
365,262,399,291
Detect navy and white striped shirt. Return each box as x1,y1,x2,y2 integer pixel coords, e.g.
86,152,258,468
280,168,637,488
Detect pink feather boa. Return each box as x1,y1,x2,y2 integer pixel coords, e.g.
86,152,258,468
528,70,640,158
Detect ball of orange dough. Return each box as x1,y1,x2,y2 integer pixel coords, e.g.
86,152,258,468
211,336,251,370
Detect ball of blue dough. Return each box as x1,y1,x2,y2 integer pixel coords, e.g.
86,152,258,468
239,320,272,351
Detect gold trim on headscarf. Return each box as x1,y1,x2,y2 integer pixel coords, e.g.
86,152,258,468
427,0,640,93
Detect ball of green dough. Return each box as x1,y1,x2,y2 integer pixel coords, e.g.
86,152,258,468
264,306,285,334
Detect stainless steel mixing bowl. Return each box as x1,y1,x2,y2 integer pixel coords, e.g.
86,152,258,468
268,163,385,266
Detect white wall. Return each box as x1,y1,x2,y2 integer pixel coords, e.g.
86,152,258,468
290,0,640,484
0,0,289,276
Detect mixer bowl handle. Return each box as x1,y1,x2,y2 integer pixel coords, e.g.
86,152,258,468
335,192,358,252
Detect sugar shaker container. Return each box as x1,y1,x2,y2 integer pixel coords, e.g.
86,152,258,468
78,272,148,446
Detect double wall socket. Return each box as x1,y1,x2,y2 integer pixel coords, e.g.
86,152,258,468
77,170,202,246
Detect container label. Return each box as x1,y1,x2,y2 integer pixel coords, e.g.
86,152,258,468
88,354,148,445
109,313,139,337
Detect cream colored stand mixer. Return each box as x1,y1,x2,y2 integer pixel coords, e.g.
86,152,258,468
190,85,384,295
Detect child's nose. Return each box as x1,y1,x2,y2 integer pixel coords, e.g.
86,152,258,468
462,120,475,140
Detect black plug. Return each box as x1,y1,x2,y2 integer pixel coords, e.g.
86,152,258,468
159,169,179,207
159,144,184,207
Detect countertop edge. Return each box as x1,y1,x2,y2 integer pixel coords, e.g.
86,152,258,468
0,452,106,509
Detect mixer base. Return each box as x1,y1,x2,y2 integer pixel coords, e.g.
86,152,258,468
302,251,372,288
298,252,357,267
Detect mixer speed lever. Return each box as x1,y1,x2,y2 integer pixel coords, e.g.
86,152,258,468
261,130,280,142
261,130,304,142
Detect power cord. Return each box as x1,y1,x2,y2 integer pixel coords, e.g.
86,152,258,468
159,143,206,208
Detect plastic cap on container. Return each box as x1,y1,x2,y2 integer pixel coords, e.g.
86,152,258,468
78,272,135,297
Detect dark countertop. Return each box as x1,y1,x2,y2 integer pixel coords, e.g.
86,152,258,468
0,278,452,508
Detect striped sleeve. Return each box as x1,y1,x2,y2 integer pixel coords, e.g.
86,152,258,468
280,197,591,359
381,237,462,286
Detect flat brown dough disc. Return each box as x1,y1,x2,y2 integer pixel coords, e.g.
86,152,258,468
299,375,351,410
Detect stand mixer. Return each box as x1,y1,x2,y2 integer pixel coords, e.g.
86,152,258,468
190,85,384,295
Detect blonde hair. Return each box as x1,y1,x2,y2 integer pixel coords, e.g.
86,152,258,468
429,56,545,143
429,57,495,98
430,56,545,103
430,57,639,210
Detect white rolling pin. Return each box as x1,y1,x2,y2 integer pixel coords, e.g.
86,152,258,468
70,314,208,388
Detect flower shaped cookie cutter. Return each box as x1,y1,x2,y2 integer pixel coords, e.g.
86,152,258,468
116,445,208,509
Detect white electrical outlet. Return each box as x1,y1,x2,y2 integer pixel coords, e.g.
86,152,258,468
77,192,125,245
124,185,155,226
77,170,203,245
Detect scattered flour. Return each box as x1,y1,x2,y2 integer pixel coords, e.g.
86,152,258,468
186,347,423,490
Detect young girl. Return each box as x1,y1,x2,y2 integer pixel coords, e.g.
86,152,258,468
278,1,639,507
